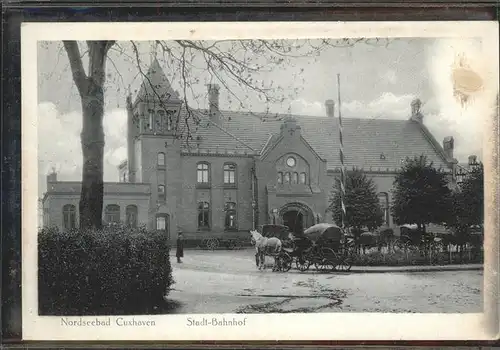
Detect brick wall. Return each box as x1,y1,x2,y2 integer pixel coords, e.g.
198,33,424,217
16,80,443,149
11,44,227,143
178,154,254,237
43,192,150,231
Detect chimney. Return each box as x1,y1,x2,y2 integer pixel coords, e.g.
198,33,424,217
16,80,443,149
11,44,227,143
46,169,57,190
410,98,423,123
442,136,454,159
468,155,477,168
325,99,335,118
207,84,220,121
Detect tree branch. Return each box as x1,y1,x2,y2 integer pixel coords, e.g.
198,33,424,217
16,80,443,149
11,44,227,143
63,41,88,95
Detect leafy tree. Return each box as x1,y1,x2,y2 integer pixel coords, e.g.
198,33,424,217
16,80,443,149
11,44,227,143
391,155,452,233
329,169,384,236
58,39,389,229
446,162,484,248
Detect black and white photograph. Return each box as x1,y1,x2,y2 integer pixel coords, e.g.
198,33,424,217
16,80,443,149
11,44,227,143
22,21,498,341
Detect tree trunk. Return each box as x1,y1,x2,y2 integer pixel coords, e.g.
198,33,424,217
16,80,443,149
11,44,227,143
79,83,105,229
63,41,114,230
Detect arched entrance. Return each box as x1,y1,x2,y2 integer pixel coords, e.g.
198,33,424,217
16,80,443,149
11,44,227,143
279,202,314,235
282,210,304,235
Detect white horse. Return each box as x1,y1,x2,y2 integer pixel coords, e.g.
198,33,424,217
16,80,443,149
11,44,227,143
250,230,282,271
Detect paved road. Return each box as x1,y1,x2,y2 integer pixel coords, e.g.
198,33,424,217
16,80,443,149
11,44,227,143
167,249,483,314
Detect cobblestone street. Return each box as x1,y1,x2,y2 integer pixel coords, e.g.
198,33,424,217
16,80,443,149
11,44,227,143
168,249,483,314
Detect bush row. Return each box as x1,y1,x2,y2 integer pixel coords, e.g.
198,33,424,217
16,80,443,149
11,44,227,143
351,249,484,266
38,225,174,316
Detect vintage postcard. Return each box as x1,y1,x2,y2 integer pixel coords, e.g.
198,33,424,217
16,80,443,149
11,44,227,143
22,21,498,341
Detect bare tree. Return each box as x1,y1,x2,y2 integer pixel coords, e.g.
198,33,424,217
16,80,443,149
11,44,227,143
61,38,389,230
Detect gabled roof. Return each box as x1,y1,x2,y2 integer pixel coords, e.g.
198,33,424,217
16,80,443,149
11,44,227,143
179,109,452,171
130,61,452,172
133,58,182,106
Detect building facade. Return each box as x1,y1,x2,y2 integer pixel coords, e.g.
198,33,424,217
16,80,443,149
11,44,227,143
42,59,459,240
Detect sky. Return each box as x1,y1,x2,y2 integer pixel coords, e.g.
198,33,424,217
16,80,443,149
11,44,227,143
37,37,494,197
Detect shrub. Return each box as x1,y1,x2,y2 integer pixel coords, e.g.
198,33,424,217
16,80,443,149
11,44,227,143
38,224,174,316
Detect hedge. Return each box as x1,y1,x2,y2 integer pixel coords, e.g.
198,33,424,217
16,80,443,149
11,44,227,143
38,224,175,315
352,249,484,266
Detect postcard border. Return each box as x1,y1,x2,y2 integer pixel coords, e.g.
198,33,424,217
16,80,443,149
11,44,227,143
9,15,498,344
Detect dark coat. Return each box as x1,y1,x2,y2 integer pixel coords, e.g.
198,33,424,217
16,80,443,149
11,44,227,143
176,237,184,257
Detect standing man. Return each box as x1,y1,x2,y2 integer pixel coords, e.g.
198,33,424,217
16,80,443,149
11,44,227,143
176,231,184,263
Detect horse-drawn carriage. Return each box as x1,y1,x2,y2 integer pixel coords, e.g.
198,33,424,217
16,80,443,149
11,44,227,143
278,223,354,272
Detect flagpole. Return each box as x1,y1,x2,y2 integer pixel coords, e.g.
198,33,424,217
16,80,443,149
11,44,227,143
337,73,346,231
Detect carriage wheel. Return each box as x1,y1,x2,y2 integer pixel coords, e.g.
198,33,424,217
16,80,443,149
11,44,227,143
314,248,338,272
314,259,336,272
280,252,293,272
337,255,353,271
295,253,310,272
206,238,219,250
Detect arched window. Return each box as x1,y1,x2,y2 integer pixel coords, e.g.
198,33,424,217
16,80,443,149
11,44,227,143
223,163,236,184
157,110,165,132
277,172,283,184
158,184,166,201
166,110,175,131
284,172,290,184
197,162,210,184
157,152,165,167
126,205,138,228
62,204,76,230
104,204,120,224
198,201,210,229
225,202,237,230
147,109,154,130
378,192,389,225
291,172,298,184
299,172,306,184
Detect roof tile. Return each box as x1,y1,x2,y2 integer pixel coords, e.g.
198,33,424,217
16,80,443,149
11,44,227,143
179,109,450,171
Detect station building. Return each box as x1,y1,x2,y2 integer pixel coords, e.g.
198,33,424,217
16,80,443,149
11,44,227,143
42,59,459,240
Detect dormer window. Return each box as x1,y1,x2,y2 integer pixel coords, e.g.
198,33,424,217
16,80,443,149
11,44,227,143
380,153,386,160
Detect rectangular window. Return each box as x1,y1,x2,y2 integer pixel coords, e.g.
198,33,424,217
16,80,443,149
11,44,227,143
156,216,166,230
198,201,210,229
223,164,236,184
157,152,166,167
197,163,209,184
62,204,77,230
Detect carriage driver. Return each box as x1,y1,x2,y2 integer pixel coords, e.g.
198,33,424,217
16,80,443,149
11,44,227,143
289,232,313,258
